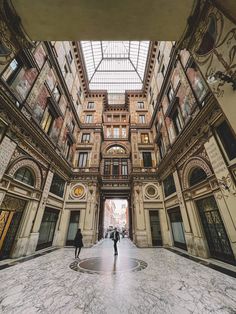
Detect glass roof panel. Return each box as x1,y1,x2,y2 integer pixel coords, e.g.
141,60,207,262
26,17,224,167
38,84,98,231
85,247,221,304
80,41,150,93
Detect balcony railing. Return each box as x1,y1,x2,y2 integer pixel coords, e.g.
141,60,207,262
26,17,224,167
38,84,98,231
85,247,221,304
102,174,129,180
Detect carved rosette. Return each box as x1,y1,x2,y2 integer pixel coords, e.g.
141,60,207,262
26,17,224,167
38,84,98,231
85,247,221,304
143,183,159,200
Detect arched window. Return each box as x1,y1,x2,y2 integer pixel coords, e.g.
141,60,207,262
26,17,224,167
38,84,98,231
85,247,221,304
189,167,207,187
14,167,35,186
107,146,125,155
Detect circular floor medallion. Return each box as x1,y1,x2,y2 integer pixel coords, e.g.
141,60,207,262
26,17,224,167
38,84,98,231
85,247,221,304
69,256,147,274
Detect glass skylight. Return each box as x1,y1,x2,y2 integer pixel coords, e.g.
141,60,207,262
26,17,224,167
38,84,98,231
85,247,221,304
80,41,150,93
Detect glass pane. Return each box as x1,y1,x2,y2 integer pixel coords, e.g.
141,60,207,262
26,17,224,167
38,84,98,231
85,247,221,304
171,222,186,244
80,41,150,93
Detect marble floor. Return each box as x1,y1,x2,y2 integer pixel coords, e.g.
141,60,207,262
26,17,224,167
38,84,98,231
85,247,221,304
0,239,236,314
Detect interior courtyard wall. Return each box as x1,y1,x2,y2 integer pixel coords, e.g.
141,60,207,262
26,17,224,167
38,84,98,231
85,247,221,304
187,3,236,133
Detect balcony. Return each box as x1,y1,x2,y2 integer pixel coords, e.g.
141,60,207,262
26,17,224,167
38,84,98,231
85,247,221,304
102,174,129,181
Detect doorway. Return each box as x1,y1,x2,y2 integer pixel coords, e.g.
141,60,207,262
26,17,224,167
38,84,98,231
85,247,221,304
66,211,80,245
149,211,162,246
196,196,235,264
37,207,59,250
0,196,26,260
102,199,129,239
168,207,187,250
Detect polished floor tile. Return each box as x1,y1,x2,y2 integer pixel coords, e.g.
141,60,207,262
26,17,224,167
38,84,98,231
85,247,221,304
0,239,236,314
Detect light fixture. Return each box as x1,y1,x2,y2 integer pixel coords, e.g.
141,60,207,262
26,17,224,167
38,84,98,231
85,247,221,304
207,71,236,90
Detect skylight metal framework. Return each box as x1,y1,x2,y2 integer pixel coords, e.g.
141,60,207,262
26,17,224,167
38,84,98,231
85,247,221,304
80,41,150,93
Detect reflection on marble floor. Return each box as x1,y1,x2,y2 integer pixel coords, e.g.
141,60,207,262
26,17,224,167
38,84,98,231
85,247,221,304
0,239,236,314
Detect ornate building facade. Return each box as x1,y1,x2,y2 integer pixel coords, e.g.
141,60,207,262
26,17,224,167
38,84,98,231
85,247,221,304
0,1,236,266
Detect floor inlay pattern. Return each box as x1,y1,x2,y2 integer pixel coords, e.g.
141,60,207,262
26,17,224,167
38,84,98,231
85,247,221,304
70,256,148,274
0,239,236,313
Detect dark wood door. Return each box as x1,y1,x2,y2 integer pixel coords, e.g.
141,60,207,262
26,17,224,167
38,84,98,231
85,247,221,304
149,211,162,246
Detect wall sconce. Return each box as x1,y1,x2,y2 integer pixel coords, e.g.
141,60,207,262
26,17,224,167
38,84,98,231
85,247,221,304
207,71,236,90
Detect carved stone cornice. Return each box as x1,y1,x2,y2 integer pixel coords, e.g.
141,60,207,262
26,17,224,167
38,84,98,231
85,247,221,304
0,0,33,61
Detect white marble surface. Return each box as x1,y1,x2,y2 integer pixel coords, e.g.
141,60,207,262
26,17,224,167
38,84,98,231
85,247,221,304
0,239,236,314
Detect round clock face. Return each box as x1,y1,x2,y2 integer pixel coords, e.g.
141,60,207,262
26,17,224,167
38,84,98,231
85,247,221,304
73,185,85,198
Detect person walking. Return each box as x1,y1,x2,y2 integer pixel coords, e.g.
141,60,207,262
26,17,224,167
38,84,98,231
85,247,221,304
74,228,83,259
111,227,120,255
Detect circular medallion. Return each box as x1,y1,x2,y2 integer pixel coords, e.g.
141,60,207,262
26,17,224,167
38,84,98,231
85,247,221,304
145,184,158,199
71,184,85,199
69,256,147,275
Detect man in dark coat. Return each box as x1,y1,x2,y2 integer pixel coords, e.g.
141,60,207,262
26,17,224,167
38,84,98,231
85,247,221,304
111,227,120,255
74,228,83,259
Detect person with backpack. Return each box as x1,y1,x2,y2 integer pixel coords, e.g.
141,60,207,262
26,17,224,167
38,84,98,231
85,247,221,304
110,227,120,255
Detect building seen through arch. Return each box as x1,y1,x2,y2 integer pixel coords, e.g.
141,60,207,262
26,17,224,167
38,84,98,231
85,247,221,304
0,1,236,269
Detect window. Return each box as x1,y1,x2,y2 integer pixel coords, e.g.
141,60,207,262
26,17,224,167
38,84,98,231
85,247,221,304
113,127,119,138
87,102,94,109
161,64,165,76
15,167,34,186
41,108,54,135
82,133,90,143
2,58,22,84
78,86,82,97
189,167,207,187
216,121,236,160
121,115,126,122
152,100,155,110
78,152,88,167
139,115,145,123
167,85,174,103
158,135,165,159
106,127,112,138
122,127,126,138
163,174,176,197
85,115,93,123
172,109,183,135
107,115,112,122
149,87,152,96
104,159,111,176
142,152,152,167
137,101,144,109
63,64,68,77
157,51,161,62
121,159,128,175
104,159,128,177
65,138,72,160
107,146,125,155
113,115,120,122
113,159,119,176
52,85,61,102
71,120,75,134
68,51,73,64
141,133,149,144
50,173,65,197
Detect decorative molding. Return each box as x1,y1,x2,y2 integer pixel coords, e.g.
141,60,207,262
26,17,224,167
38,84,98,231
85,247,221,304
8,158,42,189
182,156,212,189
143,183,160,200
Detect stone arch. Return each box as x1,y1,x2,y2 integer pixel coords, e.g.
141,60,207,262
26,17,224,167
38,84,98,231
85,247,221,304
102,143,130,155
182,157,212,189
8,158,42,189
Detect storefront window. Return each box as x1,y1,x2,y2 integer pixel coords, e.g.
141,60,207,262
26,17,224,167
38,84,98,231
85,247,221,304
169,208,186,250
